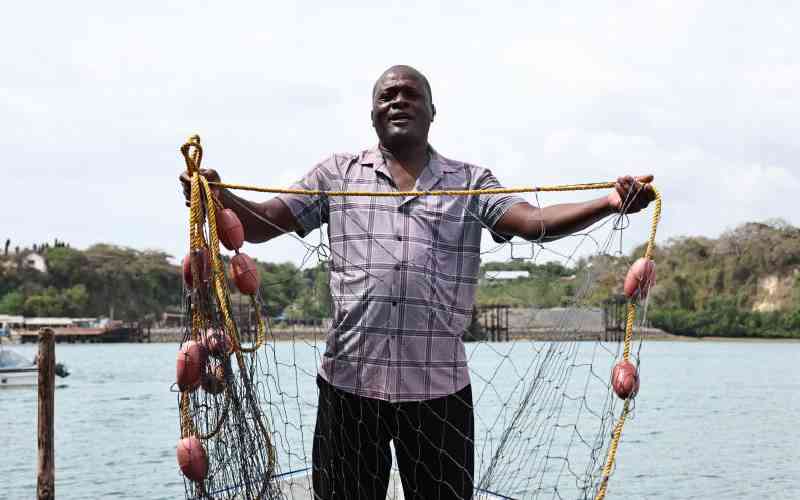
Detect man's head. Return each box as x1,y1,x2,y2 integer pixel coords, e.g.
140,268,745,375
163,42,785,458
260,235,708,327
371,65,435,151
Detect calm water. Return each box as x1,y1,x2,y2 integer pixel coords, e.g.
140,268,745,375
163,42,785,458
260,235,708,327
2,340,798,499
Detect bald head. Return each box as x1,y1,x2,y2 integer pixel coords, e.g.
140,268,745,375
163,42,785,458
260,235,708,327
372,65,433,109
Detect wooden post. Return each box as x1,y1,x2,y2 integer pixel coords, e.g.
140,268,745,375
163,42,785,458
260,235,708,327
37,328,55,500
505,307,510,342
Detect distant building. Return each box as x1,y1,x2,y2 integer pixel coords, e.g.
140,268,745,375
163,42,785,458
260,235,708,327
483,270,530,284
21,317,103,330
0,315,25,337
22,252,47,273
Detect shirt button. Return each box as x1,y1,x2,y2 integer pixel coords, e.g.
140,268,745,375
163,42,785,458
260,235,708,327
396,235,402,241
392,301,398,307
394,263,401,271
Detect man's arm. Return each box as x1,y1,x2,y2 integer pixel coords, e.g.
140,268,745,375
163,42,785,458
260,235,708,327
216,189,300,243
493,175,655,242
180,168,301,244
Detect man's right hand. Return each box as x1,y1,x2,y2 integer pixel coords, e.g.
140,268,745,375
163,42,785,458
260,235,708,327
179,168,221,207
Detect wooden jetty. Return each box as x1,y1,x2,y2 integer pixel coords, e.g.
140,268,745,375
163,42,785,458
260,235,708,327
18,321,145,344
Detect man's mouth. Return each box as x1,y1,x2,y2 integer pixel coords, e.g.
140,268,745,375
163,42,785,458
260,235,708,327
389,113,413,124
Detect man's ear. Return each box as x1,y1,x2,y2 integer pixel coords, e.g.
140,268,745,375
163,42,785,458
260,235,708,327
431,103,436,122
370,109,376,128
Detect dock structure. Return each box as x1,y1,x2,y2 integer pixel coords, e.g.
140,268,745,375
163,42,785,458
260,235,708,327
475,304,511,342
17,320,145,344
602,294,628,342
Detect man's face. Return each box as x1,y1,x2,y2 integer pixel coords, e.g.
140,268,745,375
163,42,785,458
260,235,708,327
371,69,434,149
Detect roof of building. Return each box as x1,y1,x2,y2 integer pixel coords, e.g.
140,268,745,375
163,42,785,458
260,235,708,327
484,270,531,280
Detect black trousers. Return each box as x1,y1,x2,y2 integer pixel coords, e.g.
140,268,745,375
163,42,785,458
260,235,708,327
312,376,474,500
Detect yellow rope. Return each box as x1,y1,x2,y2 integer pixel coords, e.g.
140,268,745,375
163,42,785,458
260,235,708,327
208,181,616,197
595,186,662,500
182,136,277,488
180,139,206,441
238,294,267,353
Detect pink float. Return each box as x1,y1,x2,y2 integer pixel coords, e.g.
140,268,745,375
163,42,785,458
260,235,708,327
231,253,260,295
203,331,231,358
176,340,208,392
176,436,208,481
611,360,640,399
217,208,245,251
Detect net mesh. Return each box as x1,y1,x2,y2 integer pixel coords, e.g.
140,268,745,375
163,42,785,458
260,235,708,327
176,137,656,500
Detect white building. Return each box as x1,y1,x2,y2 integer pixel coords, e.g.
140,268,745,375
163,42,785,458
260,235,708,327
483,270,530,283
0,315,25,337
22,252,47,273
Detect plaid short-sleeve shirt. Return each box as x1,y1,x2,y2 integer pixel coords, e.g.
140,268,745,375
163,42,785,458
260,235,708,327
278,146,524,402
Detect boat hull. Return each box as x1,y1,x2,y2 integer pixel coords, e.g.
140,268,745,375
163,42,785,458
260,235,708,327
0,367,37,387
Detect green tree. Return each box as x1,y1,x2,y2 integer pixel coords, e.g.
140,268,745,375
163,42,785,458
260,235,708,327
62,284,89,316
0,290,24,314
23,288,64,317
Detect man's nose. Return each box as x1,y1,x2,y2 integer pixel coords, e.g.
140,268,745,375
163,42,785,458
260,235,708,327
390,92,410,107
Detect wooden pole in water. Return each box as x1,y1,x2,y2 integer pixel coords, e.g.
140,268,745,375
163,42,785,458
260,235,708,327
37,328,55,500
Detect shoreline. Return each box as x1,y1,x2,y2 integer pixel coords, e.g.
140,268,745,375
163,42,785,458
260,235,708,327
5,332,799,344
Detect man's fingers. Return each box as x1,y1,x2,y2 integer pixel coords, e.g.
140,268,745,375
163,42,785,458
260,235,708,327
199,168,220,182
635,174,654,184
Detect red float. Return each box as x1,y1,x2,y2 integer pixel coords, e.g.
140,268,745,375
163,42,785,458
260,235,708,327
176,340,208,392
182,249,210,288
231,253,260,295
611,360,640,399
217,208,245,251
203,331,231,358
201,364,226,395
623,258,656,299
176,436,208,481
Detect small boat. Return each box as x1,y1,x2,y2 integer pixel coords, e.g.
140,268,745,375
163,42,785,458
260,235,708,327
0,348,69,387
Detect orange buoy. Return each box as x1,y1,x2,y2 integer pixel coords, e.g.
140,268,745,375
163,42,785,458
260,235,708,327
231,253,260,295
201,364,226,395
176,436,208,481
203,331,231,358
611,360,640,399
623,258,655,299
217,208,245,251
176,341,208,392
182,249,210,288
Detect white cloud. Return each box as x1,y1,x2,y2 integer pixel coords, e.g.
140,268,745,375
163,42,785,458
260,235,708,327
1,2,799,265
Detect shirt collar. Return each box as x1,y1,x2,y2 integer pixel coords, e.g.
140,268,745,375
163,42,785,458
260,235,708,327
359,144,456,177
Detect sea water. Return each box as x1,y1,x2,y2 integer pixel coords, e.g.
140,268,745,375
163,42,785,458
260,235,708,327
2,340,798,499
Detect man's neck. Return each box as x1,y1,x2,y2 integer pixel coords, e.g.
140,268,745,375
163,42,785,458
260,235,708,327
379,142,430,179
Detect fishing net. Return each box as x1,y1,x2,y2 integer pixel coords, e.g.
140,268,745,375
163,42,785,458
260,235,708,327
175,135,661,500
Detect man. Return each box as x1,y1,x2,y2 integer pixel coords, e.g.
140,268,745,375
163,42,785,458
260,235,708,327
180,65,654,499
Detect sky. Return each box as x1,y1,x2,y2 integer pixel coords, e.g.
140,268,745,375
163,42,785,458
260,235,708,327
2,1,798,267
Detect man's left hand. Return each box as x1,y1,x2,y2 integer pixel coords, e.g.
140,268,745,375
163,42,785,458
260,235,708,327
607,175,655,214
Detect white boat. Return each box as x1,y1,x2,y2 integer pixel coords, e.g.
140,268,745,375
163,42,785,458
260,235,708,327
0,365,38,386
0,348,69,388
0,349,38,387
